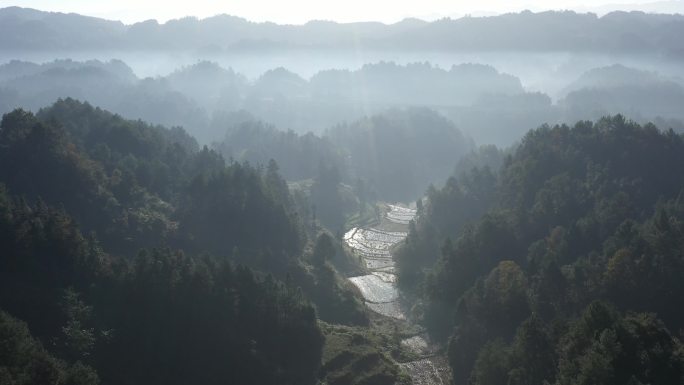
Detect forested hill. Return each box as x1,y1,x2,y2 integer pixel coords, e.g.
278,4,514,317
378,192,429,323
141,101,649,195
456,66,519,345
4,58,684,149
327,108,473,201
0,99,302,258
0,98,375,385
2,7,684,56
396,116,684,384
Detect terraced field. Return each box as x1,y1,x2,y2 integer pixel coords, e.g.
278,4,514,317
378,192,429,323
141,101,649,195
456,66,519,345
386,204,419,225
344,204,450,384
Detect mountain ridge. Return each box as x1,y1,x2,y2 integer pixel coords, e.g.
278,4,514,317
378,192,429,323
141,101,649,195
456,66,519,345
1,6,684,55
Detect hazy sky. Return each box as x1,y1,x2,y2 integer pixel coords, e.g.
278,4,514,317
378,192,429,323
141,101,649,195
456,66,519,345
0,0,680,24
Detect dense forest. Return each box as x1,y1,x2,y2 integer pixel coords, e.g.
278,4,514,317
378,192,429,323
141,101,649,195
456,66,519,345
396,116,684,384
4,101,684,385
0,99,377,384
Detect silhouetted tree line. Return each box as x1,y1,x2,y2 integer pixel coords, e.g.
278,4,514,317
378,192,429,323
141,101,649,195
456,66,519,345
3,8,684,56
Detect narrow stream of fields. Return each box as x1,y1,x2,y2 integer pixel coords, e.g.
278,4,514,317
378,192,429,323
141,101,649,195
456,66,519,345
343,204,450,385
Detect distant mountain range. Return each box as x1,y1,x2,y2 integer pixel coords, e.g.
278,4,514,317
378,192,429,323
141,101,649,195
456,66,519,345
1,6,684,56
0,59,526,142
2,57,683,147
575,0,684,16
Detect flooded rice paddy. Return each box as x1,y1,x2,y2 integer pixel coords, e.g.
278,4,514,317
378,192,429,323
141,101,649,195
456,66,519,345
343,227,406,258
399,358,448,385
348,274,399,303
344,204,449,384
344,225,410,318
386,204,419,224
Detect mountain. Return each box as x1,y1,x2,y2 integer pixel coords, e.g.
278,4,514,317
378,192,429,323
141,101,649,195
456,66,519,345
578,0,684,16
0,59,528,144
395,116,684,384
327,108,473,201
560,64,684,122
0,6,125,49
2,7,684,56
560,64,684,95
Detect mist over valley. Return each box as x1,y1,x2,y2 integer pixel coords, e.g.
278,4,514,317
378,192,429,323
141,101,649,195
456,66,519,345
2,5,684,385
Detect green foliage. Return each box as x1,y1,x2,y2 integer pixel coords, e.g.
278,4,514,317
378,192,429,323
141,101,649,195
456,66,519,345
310,163,347,232
0,104,179,254
557,302,684,385
508,316,556,385
212,107,475,236
59,289,96,360
0,108,113,232
328,107,473,201
464,261,531,338
319,323,408,385
396,116,684,384
470,340,511,385
214,120,342,181
0,102,348,385
0,100,308,263
0,310,99,385
0,177,326,384
93,249,324,385
175,161,303,267
0,184,100,342
313,233,336,266
395,162,498,292
291,235,368,326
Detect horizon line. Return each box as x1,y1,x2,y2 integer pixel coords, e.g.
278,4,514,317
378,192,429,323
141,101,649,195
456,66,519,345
1,5,681,27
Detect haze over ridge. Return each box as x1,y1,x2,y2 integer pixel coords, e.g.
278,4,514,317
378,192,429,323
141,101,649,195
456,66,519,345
2,5,684,58
1,0,684,24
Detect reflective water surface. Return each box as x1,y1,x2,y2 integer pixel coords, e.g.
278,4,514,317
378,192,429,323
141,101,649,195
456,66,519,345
345,204,449,384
